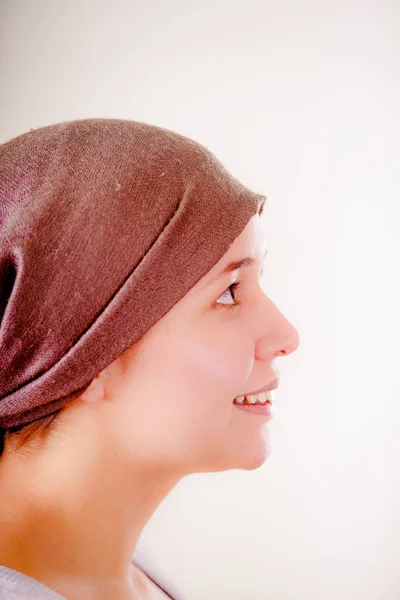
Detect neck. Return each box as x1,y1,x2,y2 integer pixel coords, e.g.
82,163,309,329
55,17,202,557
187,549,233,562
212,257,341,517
0,432,182,596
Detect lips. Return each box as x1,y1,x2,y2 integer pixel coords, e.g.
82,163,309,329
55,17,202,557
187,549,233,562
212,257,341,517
242,377,279,396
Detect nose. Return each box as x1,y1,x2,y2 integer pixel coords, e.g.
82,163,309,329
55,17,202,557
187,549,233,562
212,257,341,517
256,295,300,359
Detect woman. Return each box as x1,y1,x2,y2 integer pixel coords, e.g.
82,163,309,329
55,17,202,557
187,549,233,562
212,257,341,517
0,119,299,599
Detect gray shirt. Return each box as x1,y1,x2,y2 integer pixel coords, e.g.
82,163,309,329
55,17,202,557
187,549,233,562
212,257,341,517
0,550,187,599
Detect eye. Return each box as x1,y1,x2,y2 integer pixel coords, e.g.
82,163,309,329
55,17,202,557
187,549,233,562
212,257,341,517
216,281,241,309
215,267,265,310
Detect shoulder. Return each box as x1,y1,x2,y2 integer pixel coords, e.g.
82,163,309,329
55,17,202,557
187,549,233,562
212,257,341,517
0,565,65,599
132,546,187,600
132,563,173,599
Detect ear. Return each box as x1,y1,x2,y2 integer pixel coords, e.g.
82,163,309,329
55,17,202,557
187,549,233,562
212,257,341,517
80,377,105,403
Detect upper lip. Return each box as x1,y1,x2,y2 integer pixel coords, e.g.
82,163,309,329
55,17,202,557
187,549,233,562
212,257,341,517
242,377,280,396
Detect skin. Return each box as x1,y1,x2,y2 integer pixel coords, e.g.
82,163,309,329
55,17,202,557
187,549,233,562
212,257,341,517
0,213,299,599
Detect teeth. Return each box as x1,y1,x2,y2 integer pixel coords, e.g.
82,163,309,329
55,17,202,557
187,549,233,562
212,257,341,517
233,391,273,405
234,396,245,404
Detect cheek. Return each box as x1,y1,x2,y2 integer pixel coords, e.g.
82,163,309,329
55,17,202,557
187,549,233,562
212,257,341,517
116,329,257,466
125,321,253,428
164,331,254,412
181,327,243,380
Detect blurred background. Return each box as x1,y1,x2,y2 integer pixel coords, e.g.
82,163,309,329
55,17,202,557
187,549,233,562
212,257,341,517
1,1,399,598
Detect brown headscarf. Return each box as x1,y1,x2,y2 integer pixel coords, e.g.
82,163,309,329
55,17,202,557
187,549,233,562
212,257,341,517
0,118,265,428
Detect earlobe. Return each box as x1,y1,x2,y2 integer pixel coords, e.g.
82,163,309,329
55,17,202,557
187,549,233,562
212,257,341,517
80,378,105,403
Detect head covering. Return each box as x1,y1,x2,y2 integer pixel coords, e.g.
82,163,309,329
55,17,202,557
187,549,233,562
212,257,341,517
0,118,265,428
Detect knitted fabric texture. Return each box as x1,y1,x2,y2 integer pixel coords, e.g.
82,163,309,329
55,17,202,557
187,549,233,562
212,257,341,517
0,118,265,428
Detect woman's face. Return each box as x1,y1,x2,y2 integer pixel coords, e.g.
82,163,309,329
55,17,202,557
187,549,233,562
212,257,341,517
109,214,300,475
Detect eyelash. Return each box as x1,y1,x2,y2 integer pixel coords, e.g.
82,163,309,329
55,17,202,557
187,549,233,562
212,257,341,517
217,269,265,310
217,281,242,310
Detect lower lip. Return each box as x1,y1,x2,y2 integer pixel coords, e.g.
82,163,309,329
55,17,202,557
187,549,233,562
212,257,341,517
233,402,273,419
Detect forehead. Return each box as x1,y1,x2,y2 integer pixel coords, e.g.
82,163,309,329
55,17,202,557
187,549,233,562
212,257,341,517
216,215,266,264
199,218,268,287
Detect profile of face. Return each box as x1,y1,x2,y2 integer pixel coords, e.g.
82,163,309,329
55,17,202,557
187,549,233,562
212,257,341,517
79,213,300,476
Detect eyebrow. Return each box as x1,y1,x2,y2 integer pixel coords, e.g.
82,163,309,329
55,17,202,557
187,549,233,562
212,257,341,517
213,247,268,281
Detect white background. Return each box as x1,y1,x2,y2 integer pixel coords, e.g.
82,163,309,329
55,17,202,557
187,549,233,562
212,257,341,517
1,1,399,598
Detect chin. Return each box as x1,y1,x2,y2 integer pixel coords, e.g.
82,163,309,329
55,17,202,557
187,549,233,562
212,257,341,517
197,439,272,474
230,427,272,471
234,444,271,471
